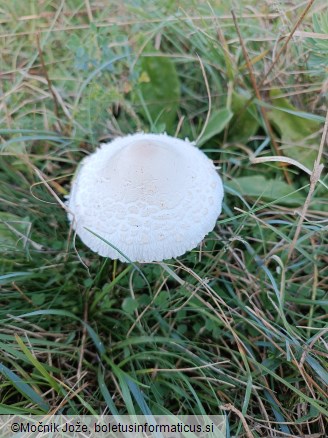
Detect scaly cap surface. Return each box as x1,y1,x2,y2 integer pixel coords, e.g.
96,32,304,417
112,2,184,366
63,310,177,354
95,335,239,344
68,133,223,262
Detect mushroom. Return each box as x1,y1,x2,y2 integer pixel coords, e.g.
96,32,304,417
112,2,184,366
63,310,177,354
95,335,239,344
67,133,223,262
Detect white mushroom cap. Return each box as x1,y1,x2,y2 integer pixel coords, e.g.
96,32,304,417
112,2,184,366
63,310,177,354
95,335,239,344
67,133,223,262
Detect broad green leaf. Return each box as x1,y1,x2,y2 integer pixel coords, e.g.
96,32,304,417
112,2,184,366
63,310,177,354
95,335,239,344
122,297,139,314
135,54,180,131
197,108,233,146
268,89,320,168
228,91,259,141
153,291,169,307
226,175,305,205
31,293,46,306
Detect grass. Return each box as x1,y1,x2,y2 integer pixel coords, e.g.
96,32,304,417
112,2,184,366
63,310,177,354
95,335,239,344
0,0,327,436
